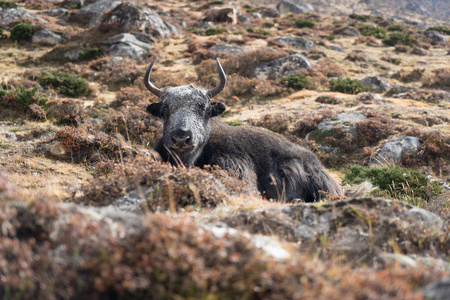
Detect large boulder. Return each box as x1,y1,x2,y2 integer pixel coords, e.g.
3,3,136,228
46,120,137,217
208,44,247,54
69,0,123,27
99,2,178,38
276,0,315,14
253,54,311,80
317,112,368,134
32,28,62,46
371,136,420,165
275,36,314,50
421,31,447,44
0,7,48,26
104,33,154,60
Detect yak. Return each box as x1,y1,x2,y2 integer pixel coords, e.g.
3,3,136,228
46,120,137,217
144,58,343,202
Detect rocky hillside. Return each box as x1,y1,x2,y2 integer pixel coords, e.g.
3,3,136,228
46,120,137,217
0,0,449,299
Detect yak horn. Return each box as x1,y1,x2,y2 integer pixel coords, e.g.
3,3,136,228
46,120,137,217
207,58,227,98
144,57,161,97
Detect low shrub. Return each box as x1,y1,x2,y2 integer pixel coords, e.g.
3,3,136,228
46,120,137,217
349,14,372,21
383,32,415,46
0,28,7,39
282,73,312,90
422,68,450,90
194,26,228,36
358,24,387,39
329,77,368,94
39,70,88,97
0,0,18,8
0,86,47,112
388,24,407,32
294,18,315,28
427,26,450,35
10,21,33,42
343,165,441,201
78,47,104,61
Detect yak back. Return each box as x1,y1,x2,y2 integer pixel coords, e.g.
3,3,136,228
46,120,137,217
196,119,342,202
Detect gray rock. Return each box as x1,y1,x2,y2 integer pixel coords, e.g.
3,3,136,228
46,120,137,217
69,0,123,27
0,7,48,26
111,188,151,213
249,12,262,19
329,45,345,52
260,8,280,18
421,31,447,44
277,0,315,14
385,84,419,96
317,112,367,134
411,47,427,56
275,36,314,50
360,76,390,93
0,130,17,141
253,54,311,80
402,207,444,235
423,278,450,300
404,3,430,16
371,136,420,165
238,14,251,25
64,48,82,61
32,28,62,46
336,27,360,37
100,2,177,38
105,33,154,60
46,8,68,17
209,44,246,54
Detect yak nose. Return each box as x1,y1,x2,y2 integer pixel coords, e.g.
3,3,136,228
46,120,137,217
170,129,193,148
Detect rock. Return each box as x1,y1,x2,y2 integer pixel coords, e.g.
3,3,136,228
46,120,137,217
421,31,447,44
69,0,123,27
40,140,67,157
276,0,315,14
335,27,360,36
238,14,251,25
329,45,345,52
31,28,62,46
203,7,237,24
371,136,420,165
260,7,280,18
105,33,154,60
315,95,343,105
253,54,311,80
360,76,390,93
423,279,450,300
111,187,150,213
222,197,447,261
64,48,82,61
317,112,368,134
46,8,68,17
385,84,419,96
404,3,430,16
0,7,48,26
209,44,246,54
249,12,262,19
100,2,177,38
411,47,427,56
275,36,314,50
0,130,17,141
402,207,444,235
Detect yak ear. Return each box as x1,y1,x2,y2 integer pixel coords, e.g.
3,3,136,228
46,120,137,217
210,102,226,117
146,103,162,118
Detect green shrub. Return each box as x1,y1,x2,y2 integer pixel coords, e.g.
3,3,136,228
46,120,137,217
193,26,228,36
1,86,48,109
343,165,441,201
282,73,312,90
78,47,104,61
358,24,387,39
294,19,315,28
246,27,272,36
427,26,450,35
388,24,407,32
329,77,368,94
10,22,34,42
0,1,18,8
349,14,371,21
320,35,335,41
383,32,415,46
262,21,275,28
39,70,88,97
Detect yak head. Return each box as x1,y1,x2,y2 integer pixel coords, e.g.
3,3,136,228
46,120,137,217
145,58,226,167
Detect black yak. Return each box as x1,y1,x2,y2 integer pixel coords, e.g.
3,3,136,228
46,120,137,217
145,58,342,202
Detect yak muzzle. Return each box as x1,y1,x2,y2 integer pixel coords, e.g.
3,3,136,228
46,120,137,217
168,129,193,151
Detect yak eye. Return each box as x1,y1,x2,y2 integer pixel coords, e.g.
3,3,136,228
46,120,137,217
162,106,169,117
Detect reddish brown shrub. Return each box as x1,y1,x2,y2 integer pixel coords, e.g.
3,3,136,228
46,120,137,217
422,68,450,90
355,118,393,146
47,98,86,123
315,60,347,78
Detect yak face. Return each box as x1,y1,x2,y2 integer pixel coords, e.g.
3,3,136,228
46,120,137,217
144,57,227,167
147,85,225,166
